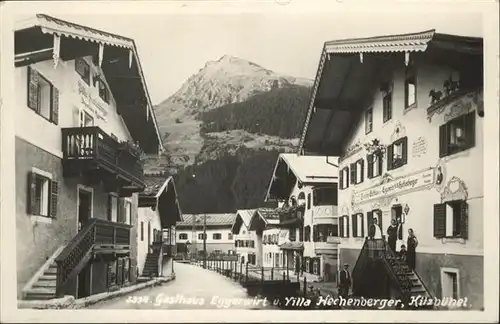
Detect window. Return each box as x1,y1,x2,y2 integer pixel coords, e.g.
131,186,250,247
339,167,350,190
365,107,373,134
27,67,59,124
434,200,468,239
387,137,408,170
140,222,144,241
198,233,207,240
289,229,296,242
27,171,58,217
339,215,350,238
75,57,91,85
313,260,318,275
124,200,132,225
307,193,311,210
213,249,222,255
404,62,416,108
367,153,383,179
97,78,110,104
312,187,337,206
228,233,233,240
439,112,475,157
381,82,393,122
351,213,365,238
350,159,364,185
108,195,118,222
179,233,188,240
79,109,94,127
213,233,222,240
367,209,383,233
441,268,460,300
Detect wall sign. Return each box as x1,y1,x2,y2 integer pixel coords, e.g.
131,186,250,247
412,137,428,158
77,81,108,121
352,168,435,205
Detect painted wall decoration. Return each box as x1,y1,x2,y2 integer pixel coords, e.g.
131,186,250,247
411,137,428,158
427,90,476,123
433,160,447,192
340,205,349,216
443,97,473,123
440,176,469,203
77,81,108,121
339,140,363,162
390,121,407,143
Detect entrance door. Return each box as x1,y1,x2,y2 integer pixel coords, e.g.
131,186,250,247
78,189,92,231
77,261,91,298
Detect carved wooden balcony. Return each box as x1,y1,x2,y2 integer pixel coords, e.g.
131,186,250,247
62,126,145,195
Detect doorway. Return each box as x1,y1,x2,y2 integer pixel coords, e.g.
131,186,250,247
78,188,92,232
77,261,92,298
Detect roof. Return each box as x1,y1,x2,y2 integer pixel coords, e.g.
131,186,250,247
14,14,163,154
265,153,338,201
231,209,256,234
139,175,182,226
297,30,483,156
176,214,236,228
142,175,173,198
279,242,304,250
256,208,280,223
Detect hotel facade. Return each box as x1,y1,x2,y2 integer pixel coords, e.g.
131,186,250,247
298,30,483,308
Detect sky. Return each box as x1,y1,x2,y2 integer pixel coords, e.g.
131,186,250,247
47,11,482,105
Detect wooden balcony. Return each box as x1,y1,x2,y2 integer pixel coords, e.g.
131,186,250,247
62,126,145,195
278,205,305,227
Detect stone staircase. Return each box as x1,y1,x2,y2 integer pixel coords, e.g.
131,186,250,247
142,253,160,277
23,262,58,300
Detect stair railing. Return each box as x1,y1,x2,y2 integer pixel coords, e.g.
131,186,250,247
55,218,97,297
351,237,369,295
379,239,413,302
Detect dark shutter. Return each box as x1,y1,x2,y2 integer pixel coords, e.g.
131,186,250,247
350,164,356,184
439,124,448,157
367,154,374,179
401,137,408,165
107,195,112,221
50,86,59,125
433,203,446,238
359,160,365,183
339,169,344,189
27,172,37,214
460,201,469,239
376,210,383,230
50,180,59,217
351,214,358,237
465,112,476,149
360,214,365,238
378,153,384,175
339,218,344,237
346,216,350,238
27,67,40,111
387,144,393,170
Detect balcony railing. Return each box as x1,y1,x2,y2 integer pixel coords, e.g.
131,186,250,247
62,126,144,188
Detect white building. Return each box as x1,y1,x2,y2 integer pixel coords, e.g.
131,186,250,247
231,209,258,265
176,214,236,257
137,174,182,278
265,153,340,281
248,208,283,268
298,30,483,308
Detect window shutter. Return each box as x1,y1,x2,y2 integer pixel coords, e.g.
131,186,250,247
339,170,344,189
50,86,59,125
378,153,384,175
433,203,446,238
339,218,344,237
439,124,448,158
360,214,365,237
465,112,476,149
387,144,393,170
118,199,125,223
401,137,408,165
351,214,358,237
376,210,383,230
359,160,365,183
350,164,356,184
27,67,40,111
367,211,373,236
50,180,59,218
27,172,37,214
460,201,469,239
346,216,350,238
107,195,112,221
367,154,374,179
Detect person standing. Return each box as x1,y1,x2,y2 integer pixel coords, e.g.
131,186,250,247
386,219,398,253
369,217,383,239
406,228,419,270
339,263,351,298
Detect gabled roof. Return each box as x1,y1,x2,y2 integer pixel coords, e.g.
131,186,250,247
231,209,256,234
176,214,236,228
14,14,163,154
139,175,182,227
248,208,281,231
297,30,483,156
265,153,338,201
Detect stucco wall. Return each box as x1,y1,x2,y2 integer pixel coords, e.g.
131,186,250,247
176,227,234,245
262,228,282,267
234,221,257,263
137,207,162,275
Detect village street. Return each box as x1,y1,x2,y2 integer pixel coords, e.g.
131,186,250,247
88,261,275,310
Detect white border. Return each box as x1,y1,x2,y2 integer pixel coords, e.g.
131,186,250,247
1,1,499,323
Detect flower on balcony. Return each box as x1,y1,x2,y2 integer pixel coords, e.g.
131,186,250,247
118,140,146,162
364,138,386,158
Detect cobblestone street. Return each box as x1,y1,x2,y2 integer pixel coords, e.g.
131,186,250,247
88,261,275,309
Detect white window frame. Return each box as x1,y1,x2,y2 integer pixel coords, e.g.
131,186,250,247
79,108,95,127
213,233,222,240
342,215,349,238
440,267,460,302
356,213,364,238
313,260,318,275
340,167,349,189
30,167,53,223
123,197,133,225
179,233,188,240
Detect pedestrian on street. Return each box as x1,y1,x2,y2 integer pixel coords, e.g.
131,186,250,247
338,263,351,298
406,228,418,270
386,219,398,253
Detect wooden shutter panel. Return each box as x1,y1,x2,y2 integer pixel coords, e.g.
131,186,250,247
117,199,125,223
51,86,59,125
366,211,373,237
360,214,365,237
378,153,384,175
346,216,350,238
27,172,37,214
339,218,344,238
401,137,408,165
460,201,469,239
350,164,356,184
367,154,374,179
465,112,476,149
439,124,448,158
433,203,446,238
376,210,383,230
386,144,393,170
351,214,358,237
360,160,365,183
50,180,59,218
107,195,112,221
339,169,344,189
27,67,40,111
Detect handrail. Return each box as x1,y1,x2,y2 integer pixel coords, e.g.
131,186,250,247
412,263,434,298
378,239,411,301
351,237,369,294
56,218,97,262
